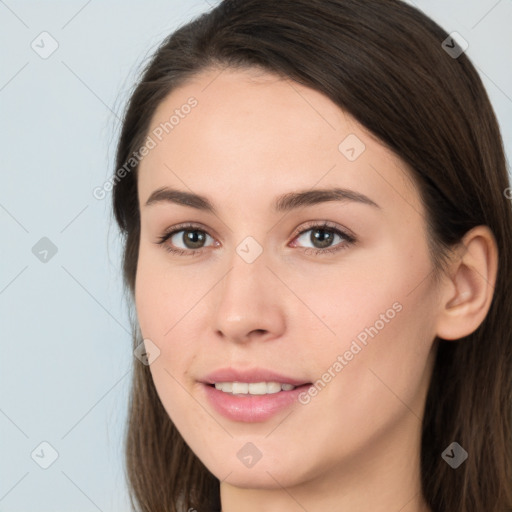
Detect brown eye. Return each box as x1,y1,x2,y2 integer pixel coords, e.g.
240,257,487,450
156,221,356,257
174,229,208,250
292,222,356,255
156,223,215,256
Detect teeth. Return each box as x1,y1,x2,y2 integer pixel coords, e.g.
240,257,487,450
214,381,297,395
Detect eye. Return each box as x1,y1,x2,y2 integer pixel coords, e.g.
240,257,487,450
290,221,356,255
155,223,216,256
155,221,356,257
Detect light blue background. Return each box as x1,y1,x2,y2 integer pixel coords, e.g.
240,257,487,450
1,1,511,510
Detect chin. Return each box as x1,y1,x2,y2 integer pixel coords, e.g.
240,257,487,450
202,449,315,490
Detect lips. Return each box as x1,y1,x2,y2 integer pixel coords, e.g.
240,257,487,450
200,367,311,387
201,381,313,422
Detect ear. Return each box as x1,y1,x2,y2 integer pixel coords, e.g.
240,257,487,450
435,225,498,340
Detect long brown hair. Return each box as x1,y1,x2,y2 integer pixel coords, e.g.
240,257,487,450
111,1,512,510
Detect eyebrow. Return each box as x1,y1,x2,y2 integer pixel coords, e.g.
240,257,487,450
144,186,380,214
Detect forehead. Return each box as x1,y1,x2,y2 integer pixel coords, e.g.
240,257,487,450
137,67,422,218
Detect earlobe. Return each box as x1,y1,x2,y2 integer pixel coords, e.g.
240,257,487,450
435,226,498,341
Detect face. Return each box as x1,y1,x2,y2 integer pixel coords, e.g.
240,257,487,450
135,67,441,490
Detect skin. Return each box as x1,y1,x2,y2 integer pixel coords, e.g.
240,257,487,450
134,67,497,512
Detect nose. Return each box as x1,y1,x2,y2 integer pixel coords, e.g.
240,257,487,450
212,250,286,344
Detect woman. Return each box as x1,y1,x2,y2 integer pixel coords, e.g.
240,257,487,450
111,1,512,510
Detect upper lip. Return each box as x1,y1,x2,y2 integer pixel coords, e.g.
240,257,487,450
201,367,311,387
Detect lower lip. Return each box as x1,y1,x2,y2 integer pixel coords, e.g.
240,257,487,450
201,383,312,423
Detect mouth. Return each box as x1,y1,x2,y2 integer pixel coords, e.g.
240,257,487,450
201,381,314,422
205,381,312,396
199,367,313,421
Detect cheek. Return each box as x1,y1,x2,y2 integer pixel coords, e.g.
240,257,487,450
301,235,437,412
134,247,209,382
134,244,185,339
134,254,203,427
324,269,436,436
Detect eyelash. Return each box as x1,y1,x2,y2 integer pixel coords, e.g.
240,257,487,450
155,221,356,257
